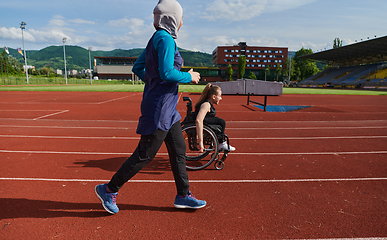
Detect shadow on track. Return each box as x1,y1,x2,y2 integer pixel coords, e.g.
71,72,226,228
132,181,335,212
71,157,174,175
0,198,197,220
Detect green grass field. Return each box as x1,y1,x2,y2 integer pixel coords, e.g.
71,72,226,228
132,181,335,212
0,83,386,95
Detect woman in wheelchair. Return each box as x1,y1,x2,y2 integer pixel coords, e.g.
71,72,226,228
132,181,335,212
193,83,236,152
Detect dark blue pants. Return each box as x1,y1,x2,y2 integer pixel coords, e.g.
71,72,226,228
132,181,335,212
108,121,189,196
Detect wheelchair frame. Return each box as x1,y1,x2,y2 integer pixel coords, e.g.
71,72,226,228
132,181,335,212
181,96,230,170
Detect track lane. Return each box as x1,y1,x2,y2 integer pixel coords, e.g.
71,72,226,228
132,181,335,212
1,91,386,239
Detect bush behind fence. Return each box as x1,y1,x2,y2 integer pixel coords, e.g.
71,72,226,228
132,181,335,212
0,76,144,85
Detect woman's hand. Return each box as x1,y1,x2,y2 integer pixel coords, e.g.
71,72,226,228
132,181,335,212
189,68,200,84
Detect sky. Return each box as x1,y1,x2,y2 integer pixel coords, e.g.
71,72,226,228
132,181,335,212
0,0,386,54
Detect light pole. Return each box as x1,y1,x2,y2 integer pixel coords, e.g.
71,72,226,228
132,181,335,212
20,22,29,84
88,47,92,84
62,37,67,84
288,52,292,83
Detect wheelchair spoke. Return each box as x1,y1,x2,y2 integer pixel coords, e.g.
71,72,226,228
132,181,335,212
182,124,219,170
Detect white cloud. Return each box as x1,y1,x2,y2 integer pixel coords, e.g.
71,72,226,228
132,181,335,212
106,18,154,44
265,0,316,13
0,27,35,42
203,0,316,21
108,18,145,28
28,28,71,44
0,27,22,40
300,41,330,52
49,15,96,26
69,18,96,25
49,15,67,27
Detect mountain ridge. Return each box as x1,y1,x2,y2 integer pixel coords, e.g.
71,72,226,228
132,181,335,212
2,46,213,71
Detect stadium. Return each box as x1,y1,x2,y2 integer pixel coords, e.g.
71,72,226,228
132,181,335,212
299,35,387,89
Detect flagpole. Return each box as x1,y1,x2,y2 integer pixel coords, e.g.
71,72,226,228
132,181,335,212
20,22,29,84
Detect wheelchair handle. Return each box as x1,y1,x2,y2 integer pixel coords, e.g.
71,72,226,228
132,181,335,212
183,97,193,121
183,97,191,103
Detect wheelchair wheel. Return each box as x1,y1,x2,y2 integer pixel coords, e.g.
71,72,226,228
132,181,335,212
182,123,219,170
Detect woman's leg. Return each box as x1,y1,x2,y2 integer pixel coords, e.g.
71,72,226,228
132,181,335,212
108,129,167,192
164,122,190,196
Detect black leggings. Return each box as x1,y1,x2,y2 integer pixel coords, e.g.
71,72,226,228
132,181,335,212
108,121,189,196
203,116,226,143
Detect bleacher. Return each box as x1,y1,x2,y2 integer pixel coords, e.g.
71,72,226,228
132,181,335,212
298,35,387,89
299,63,387,88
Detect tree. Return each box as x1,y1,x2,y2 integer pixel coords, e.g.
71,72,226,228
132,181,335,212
247,71,257,80
238,55,246,79
292,48,320,81
0,51,24,75
0,51,6,75
333,38,343,48
8,55,24,74
285,56,295,81
264,65,270,81
39,66,55,77
275,64,282,81
226,64,233,81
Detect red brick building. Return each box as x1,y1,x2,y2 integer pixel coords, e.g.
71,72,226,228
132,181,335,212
212,42,288,80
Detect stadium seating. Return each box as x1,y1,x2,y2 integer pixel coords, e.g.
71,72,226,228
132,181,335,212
299,63,387,88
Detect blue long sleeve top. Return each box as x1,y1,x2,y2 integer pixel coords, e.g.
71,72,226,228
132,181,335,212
132,29,191,135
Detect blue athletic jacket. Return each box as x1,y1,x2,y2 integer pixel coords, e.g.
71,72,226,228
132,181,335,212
132,29,191,135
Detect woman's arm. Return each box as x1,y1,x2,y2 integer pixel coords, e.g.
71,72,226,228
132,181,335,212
195,102,210,152
153,31,198,83
132,50,146,81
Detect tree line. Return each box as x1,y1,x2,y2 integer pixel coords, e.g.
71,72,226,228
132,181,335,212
225,47,321,82
2,38,343,81
0,45,213,78
225,38,344,82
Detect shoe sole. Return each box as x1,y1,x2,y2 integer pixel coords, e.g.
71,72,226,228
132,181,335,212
95,185,117,214
174,203,206,209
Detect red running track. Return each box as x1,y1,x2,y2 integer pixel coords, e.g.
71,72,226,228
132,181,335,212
0,91,386,239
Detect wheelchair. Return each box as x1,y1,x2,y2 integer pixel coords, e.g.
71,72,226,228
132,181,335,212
181,97,230,170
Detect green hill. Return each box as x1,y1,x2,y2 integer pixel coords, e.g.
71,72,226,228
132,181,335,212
3,46,213,71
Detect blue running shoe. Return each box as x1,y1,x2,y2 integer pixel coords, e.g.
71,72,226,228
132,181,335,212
174,192,207,209
95,183,119,214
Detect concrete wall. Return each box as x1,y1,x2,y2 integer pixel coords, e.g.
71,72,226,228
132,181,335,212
95,65,133,75
215,79,283,96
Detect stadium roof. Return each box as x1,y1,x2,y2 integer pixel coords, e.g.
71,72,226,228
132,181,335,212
300,35,387,66
95,56,137,65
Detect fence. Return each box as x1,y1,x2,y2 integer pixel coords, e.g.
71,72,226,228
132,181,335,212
0,76,144,85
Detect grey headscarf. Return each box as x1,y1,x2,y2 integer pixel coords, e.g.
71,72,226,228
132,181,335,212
153,0,183,39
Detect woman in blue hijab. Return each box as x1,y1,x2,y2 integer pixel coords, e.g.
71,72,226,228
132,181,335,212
95,0,206,214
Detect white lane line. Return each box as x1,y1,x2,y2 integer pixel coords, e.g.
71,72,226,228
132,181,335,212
0,110,64,112
0,125,132,130
96,95,131,104
1,135,386,140
228,120,387,123
0,135,139,140
0,177,386,183
0,149,386,155
1,125,386,131
0,149,132,155
33,110,69,120
1,119,385,123
231,151,387,155
228,126,387,130
292,238,386,240
0,118,138,123
233,136,387,140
